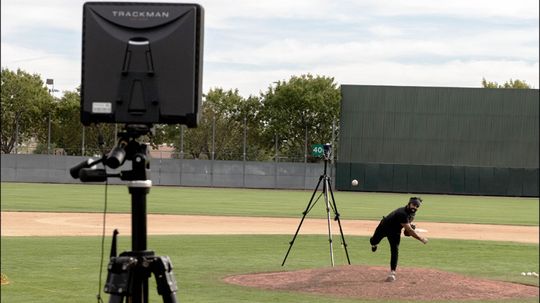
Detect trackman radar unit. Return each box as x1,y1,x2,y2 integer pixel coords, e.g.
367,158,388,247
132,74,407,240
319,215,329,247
81,2,204,127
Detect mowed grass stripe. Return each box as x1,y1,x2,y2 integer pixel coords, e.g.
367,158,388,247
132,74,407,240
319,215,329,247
1,182,538,225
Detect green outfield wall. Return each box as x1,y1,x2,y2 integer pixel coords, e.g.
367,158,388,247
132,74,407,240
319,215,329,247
336,85,539,197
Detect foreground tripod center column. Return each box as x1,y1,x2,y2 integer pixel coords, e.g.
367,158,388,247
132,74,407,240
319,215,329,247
129,180,151,253
103,130,178,303
129,179,152,302
71,125,179,303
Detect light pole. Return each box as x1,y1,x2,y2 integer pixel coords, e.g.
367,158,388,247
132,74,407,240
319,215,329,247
46,79,55,155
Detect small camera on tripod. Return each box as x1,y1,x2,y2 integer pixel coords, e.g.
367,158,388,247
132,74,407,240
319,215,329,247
323,143,332,160
282,140,351,267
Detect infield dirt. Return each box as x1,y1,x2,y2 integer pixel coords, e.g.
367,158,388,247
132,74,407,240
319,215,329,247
1,212,538,244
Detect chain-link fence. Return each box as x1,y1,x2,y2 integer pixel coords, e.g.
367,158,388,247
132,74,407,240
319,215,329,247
6,118,339,163
1,153,336,190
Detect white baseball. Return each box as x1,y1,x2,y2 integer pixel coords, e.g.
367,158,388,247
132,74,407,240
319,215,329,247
351,179,358,186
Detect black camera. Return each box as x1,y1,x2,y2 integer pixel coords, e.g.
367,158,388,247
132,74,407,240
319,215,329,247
323,143,332,159
81,2,204,127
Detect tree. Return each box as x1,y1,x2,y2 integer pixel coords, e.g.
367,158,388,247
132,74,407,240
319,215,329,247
203,88,247,160
259,74,340,161
43,87,116,156
47,90,85,155
1,68,54,153
237,95,269,160
155,88,269,160
177,88,262,160
482,78,532,89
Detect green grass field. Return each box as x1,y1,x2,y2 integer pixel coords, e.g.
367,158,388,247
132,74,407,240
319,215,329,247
1,182,539,302
1,182,538,225
1,235,538,303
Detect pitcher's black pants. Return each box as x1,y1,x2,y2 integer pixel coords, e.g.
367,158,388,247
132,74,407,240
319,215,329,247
370,220,401,271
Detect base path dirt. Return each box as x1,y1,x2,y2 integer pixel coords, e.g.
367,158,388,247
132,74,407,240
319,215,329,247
1,212,538,243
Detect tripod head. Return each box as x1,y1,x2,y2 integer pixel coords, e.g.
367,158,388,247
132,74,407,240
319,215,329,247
70,124,153,182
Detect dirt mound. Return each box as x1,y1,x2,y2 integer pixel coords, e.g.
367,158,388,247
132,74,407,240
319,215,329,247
224,265,539,301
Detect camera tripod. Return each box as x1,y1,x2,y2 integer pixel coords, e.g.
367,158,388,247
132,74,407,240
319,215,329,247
71,125,178,303
281,157,351,267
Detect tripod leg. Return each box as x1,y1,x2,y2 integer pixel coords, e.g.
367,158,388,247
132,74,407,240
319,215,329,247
108,295,124,303
281,175,324,266
323,177,335,267
131,269,149,303
104,255,137,303
327,180,351,265
152,256,178,303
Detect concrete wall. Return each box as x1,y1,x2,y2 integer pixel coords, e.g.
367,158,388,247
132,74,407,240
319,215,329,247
1,154,334,190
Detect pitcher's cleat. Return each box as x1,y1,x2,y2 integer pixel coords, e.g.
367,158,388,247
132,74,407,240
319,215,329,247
385,271,396,282
371,245,377,252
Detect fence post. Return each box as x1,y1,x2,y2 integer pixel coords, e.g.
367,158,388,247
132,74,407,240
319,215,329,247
211,115,215,186
179,125,184,159
331,119,336,165
179,125,184,186
114,124,118,143
304,123,308,189
47,112,51,155
304,124,308,163
331,119,336,185
81,126,86,156
212,115,216,161
274,133,278,188
243,115,247,187
14,120,19,154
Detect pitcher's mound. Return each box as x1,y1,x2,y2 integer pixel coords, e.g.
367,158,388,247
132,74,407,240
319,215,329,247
224,265,539,301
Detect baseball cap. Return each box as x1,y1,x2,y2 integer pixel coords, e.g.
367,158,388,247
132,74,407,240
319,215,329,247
409,197,423,206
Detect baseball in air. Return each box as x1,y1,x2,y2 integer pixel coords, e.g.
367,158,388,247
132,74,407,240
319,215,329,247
351,179,359,186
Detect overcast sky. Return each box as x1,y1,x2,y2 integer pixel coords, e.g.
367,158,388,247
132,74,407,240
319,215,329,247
2,0,538,97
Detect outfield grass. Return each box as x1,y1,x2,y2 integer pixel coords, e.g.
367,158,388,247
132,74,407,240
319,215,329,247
1,182,538,225
1,235,538,303
1,182,539,302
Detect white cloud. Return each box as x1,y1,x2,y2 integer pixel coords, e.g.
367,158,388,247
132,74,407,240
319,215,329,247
1,0,82,35
1,43,81,93
369,0,539,19
332,60,539,88
207,59,540,98
1,0,538,97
